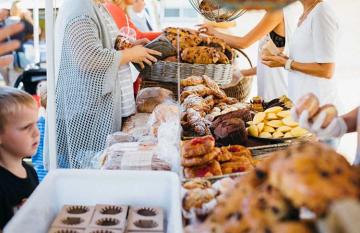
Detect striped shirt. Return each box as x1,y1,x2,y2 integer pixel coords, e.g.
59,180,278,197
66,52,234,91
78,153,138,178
99,5,136,117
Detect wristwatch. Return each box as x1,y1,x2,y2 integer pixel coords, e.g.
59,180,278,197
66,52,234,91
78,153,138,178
285,59,293,71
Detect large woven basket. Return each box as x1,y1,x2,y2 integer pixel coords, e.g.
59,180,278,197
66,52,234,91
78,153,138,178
141,49,253,101
141,60,233,86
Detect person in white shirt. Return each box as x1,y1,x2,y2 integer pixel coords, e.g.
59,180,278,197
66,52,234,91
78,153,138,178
262,0,340,109
127,0,156,32
199,2,302,102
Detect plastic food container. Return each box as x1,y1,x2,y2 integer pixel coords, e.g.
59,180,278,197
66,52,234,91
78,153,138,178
4,170,182,233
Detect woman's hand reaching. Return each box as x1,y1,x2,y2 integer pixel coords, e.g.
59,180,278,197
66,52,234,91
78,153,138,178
121,45,162,69
197,24,217,36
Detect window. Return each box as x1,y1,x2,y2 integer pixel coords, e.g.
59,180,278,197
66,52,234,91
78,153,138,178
164,8,180,17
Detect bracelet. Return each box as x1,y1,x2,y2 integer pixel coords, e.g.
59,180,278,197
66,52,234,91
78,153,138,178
285,59,293,71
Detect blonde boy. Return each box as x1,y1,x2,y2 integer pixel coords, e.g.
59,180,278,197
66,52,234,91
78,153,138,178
0,87,39,229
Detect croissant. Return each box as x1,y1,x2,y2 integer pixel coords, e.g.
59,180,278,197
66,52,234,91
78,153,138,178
202,75,227,99
180,76,204,87
180,85,215,102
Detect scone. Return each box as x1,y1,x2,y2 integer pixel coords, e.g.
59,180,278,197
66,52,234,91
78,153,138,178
269,142,360,216
181,46,222,64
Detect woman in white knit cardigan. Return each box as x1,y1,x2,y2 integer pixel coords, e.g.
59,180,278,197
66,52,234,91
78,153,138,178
53,0,160,168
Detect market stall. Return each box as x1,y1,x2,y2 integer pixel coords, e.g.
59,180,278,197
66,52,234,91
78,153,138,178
4,0,360,232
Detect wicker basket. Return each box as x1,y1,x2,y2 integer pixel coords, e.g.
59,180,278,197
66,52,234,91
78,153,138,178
141,49,254,101
223,49,254,102
141,60,233,86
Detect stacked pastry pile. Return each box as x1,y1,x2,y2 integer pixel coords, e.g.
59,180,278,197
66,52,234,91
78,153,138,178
181,75,250,137
163,27,233,64
247,106,309,139
181,135,255,179
184,142,360,233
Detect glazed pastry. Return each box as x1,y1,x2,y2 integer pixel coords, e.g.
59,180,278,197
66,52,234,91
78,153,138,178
181,46,223,64
185,108,212,136
182,148,221,167
183,188,217,211
184,160,223,178
221,157,254,174
225,145,253,160
216,147,233,162
181,135,215,158
269,142,360,216
183,179,212,190
181,76,204,87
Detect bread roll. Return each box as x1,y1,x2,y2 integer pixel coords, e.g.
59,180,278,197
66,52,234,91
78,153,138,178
136,87,174,113
295,93,320,118
313,104,338,128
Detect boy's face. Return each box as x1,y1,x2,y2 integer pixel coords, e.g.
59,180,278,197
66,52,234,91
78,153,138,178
0,106,40,158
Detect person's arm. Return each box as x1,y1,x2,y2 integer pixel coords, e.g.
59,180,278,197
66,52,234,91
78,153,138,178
261,55,335,79
199,10,284,49
0,23,23,68
241,67,257,77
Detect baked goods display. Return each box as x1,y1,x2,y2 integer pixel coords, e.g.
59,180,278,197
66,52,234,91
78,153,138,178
49,204,164,233
181,136,255,178
163,27,233,64
136,87,174,113
180,75,250,137
247,106,309,139
184,142,360,233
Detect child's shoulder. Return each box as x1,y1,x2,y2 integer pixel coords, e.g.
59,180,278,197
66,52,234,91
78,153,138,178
22,162,39,182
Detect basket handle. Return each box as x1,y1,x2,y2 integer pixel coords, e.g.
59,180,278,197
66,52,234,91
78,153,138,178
221,48,254,89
